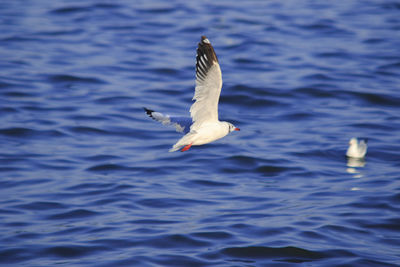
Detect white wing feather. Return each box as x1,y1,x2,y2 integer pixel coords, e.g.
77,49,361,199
190,36,222,131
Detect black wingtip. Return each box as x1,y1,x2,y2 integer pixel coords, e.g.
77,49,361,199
196,35,218,81
197,36,217,62
143,107,154,117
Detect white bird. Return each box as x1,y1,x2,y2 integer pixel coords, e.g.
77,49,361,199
346,137,368,158
145,36,239,152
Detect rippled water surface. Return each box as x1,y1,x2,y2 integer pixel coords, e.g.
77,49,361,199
1,1,400,266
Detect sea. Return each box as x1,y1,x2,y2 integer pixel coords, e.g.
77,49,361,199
1,0,399,266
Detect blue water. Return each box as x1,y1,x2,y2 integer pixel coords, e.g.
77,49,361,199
1,1,400,266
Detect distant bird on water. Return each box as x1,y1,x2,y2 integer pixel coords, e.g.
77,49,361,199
144,36,240,152
346,138,368,158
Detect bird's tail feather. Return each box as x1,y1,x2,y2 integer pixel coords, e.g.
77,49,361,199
169,132,196,152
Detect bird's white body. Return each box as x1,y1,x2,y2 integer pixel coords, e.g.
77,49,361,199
170,121,234,152
346,138,368,158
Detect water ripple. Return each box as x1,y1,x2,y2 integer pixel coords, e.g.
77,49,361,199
221,246,327,263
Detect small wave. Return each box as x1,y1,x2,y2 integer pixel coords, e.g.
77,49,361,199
296,20,354,36
0,127,65,138
1,36,39,42
14,201,66,211
233,57,265,64
86,164,131,172
136,198,214,209
301,73,336,81
293,86,339,98
0,248,32,264
67,126,109,135
144,234,211,249
65,182,126,193
136,6,176,14
149,67,181,75
81,155,121,162
49,6,91,14
185,179,235,188
0,81,20,89
256,165,296,176
363,38,385,44
47,74,107,84
46,209,99,220
314,51,353,59
278,111,315,120
22,105,77,112
147,254,209,267
42,245,106,258
221,245,326,262
0,167,23,172
381,2,400,10
0,107,18,113
68,115,108,122
353,92,400,107
36,29,84,37
3,91,36,98
93,3,122,9
192,231,234,240
221,94,282,107
390,193,400,204
178,25,208,33
94,96,135,104
129,219,179,225
377,61,400,71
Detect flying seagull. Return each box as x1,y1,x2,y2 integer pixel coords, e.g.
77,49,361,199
145,36,239,152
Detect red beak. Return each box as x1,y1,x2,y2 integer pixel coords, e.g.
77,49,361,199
235,128,240,131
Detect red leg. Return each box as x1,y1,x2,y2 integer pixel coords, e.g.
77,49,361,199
181,143,192,152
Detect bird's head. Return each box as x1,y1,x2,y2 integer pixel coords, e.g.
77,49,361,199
227,122,240,133
349,137,358,146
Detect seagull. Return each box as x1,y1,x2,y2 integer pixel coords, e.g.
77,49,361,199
346,137,368,158
145,36,239,152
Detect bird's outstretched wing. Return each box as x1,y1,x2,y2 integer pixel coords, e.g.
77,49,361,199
144,108,191,134
190,36,222,131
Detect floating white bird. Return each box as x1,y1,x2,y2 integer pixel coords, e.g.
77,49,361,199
145,36,239,152
346,137,368,158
